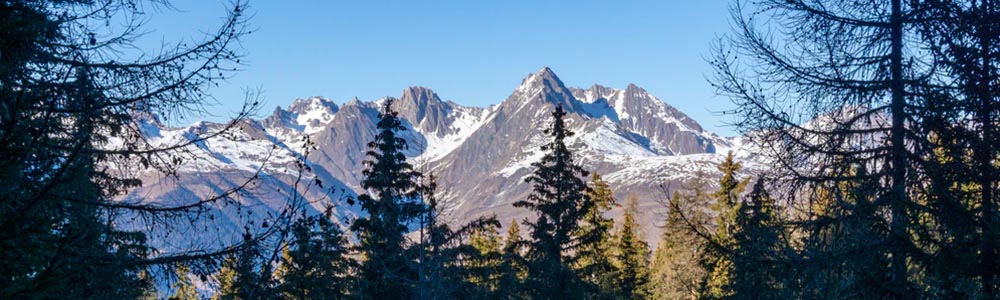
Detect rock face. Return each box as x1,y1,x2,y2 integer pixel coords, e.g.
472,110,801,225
127,67,759,244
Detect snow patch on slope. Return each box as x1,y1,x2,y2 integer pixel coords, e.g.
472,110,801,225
414,105,492,162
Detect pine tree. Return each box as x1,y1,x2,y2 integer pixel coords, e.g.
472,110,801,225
350,98,425,300
615,195,652,300
651,177,712,300
730,179,786,299
575,174,619,299
513,104,591,299
416,173,461,300
170,264,200,300
274,210,353,300
10,68,155,300
409,172,500,300
915,120,981,298
468,225,504,297
703,152,747,299
496,220,529,300
797,166,893,300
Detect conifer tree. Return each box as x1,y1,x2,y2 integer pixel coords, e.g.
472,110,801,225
274,209,353,300
350,98,424,300
408,172,501,300
730,179,785,299
513,104,592,299
575,174,619,299
711,1,931,297
797,167,892,300
0,1,274,298
12,69,156,300
651,177,712,300
213,244,271,300
615,195,652,300
468,225,504,297
916,1,1000,295
214,255,238,300
703,152,747,299
170,264,200,300
496,220,529,300
416,173,459,300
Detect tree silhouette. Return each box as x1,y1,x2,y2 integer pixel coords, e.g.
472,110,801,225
350,98,424,300
514,104,592,299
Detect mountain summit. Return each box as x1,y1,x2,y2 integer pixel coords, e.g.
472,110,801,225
127,67,755,243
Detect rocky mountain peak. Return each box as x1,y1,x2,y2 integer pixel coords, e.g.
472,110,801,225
517,66,566,93
288,96,338,115
345,96,363,107
624,83,644,94
131,68,753,248
261,96,340,134
395,86,450,129
506,67,581,114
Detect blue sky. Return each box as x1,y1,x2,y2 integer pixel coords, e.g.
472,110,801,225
146,1,739,135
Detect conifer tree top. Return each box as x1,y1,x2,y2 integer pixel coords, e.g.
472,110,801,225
360,98,421,200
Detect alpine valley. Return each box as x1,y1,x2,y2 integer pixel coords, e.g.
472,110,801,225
125,67,762,245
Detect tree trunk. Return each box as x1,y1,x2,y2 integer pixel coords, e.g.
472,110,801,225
889,0,909,298
977,0,997,297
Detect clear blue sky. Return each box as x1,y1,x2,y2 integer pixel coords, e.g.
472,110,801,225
146,1,739,135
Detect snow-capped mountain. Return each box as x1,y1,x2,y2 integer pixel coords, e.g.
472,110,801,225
126,67,761,243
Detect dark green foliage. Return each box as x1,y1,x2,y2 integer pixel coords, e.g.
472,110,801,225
275,209,354,300
495,220,530,300
575,174,619,299
1,1,259,299
652,180,712,300
514,104,592,299
703,152,747,299
730,180,786,299
414,173,485,300
0,42,152,299
614,196,652,300
916,0,1000,296
350,98,425,300
797,168,893,300
213,244,272,300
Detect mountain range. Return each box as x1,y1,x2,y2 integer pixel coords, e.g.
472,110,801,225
124,67,761,245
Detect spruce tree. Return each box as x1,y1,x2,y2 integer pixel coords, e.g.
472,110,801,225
409,172,500,300
797,167,892,300
730,179,785,299
513,104,591,299
274,210,353,300
575,174,619,299
350,98,425,300
468,225,504,297
650,176,711,300
615,195,652,300
703,152,747,299
496,220,529,300
416,173,462,300
13,68,155,300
